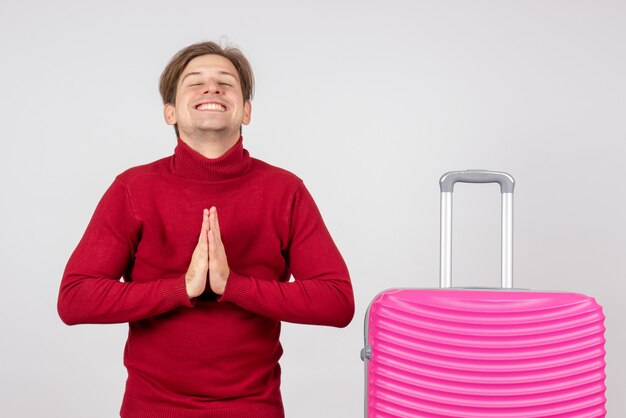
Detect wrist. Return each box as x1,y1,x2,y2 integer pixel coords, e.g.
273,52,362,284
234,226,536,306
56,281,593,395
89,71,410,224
185,274,203,299
213,269,230,296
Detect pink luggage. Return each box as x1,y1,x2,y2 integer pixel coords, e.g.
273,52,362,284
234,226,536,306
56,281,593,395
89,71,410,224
361,170,606,417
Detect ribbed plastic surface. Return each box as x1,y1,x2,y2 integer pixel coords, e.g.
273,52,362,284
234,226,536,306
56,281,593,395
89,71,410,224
366,289,606,418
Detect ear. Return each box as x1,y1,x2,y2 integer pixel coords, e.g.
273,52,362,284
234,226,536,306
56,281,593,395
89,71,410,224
242,100,252,125
164,103,176,125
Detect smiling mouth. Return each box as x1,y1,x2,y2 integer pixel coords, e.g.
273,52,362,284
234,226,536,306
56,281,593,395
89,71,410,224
196,103,226,111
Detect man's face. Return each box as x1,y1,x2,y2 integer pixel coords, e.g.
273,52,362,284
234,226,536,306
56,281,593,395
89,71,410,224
164,54,251,139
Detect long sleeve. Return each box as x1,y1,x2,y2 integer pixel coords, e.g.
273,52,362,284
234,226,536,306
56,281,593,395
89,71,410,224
219,183,355,328
57,178,192,325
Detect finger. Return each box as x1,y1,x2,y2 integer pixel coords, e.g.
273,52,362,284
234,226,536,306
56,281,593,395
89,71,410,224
198,208,209,244
213,206,222,239
208,226,223,262
209,207,222,241
208,227,216,257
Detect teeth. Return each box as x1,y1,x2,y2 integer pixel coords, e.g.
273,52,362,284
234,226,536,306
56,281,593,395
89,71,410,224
196,103,225,111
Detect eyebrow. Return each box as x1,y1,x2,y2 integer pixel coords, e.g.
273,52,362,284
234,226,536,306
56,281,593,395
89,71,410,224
181,71,238,84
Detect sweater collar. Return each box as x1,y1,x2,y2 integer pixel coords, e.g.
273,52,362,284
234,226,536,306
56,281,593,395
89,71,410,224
171,136,251,181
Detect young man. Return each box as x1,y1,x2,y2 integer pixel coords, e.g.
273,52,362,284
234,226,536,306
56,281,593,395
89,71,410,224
58,41,354,418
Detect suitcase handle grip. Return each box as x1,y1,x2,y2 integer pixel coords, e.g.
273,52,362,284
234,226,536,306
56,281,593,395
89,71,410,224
440,170,515,193
439,170,515,289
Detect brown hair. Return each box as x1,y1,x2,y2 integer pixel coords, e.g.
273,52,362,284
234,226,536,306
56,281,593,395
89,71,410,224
159,41,255,136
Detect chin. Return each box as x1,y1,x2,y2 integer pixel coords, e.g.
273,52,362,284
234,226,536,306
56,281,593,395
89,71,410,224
191,126,235,136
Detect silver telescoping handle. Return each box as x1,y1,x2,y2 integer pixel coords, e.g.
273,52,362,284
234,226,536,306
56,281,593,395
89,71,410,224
439,170,515,289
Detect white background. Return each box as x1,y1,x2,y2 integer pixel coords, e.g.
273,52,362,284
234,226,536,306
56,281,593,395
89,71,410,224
1,0,624,416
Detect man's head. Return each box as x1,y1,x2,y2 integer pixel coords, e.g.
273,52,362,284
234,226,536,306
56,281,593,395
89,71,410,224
159,42,254,140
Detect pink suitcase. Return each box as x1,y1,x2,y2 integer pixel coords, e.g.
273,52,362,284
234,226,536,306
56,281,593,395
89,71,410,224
361,170,607,417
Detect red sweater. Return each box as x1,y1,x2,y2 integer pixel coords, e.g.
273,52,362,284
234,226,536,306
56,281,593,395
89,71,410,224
58,137,354,418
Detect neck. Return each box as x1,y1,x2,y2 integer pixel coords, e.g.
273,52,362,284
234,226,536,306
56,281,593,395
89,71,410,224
179,131,241,159
172,134,250,182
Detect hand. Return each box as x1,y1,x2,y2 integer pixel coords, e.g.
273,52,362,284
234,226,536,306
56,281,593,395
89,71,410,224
184,207,230,299
207,206,230,295
185,208,210,299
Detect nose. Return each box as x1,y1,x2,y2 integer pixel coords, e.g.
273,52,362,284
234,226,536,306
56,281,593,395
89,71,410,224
203,81,222,95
